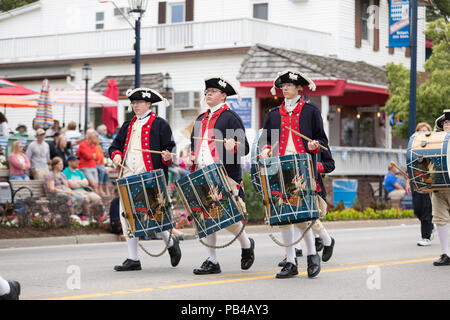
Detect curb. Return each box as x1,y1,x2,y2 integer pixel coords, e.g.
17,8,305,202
0,218,419,249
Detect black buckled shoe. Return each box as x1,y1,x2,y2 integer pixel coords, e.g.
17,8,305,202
433,254,450,266
307,254,321,278
241,238,255,270
168,236,182,267
322,238,335,262
113,259,142,271
0,281,20,300
276,260,298,279
315,237,324,252
278,249,303,267
193,259,221,275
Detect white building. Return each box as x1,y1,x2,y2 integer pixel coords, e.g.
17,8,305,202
0,0,429,185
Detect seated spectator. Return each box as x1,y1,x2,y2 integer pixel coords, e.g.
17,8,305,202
26,128,50,180
384,164,407,201
14,123,28,137
44,157,84,217
45,120,61,137
63,121,82,140
77,129,100,194
93,134,110,197
8,141,31,180
63,155,104,218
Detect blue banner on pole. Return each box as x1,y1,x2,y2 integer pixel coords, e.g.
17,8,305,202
389,0,410,48
226,97,252,128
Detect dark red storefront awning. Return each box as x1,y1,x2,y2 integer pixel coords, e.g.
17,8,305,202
240,79,390,106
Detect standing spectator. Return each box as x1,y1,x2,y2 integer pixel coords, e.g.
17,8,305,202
63,155,104,218
77,129,100,194
45,120,61,137
25,128,50,180
49,134,83,169
14,123,28,137
8,141,31,180
93,134,110,197
63,121,82,140
0,112,9,136
411,122,435,246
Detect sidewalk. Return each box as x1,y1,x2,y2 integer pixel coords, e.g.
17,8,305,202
0,218,419,249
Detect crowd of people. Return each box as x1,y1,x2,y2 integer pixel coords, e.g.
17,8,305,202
2,114,117,219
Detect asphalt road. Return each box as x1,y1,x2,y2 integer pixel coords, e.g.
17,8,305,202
0,223,448,302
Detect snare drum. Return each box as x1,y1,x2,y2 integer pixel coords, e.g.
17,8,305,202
175,162,245,239
117,169,174,237
407,131,450,192
259,153,319,226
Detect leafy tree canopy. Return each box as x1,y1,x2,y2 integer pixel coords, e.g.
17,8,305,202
0,0,38,12
385,19,450,139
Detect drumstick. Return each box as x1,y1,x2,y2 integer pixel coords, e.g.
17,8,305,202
193,136,241,144
390,161,409,179
287,127,329,151
268,141,279,157
134,148,176,156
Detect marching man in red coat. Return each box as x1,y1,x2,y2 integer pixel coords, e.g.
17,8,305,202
109,88,182,272
260,70,330,279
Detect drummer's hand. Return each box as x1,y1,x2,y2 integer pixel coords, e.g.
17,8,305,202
224,138,237,152
405,179,412,195
161,150,173,163
260,148,271,159
308,140,320,151
113,154,122,167
185,154,195,168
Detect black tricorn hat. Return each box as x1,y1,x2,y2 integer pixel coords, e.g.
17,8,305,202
126,87,169,112
271,70,316,95
435,109,450,130
126,87,167,104
204,77,240,99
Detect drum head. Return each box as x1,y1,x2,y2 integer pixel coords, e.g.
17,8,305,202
176,162,244,238
407,131,450,192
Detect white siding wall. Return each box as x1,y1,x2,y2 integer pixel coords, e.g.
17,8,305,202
337,0,426,71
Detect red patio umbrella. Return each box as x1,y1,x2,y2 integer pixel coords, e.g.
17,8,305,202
0,78,38,95
102,78,119,135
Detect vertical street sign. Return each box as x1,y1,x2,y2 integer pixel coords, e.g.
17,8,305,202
389,0,411,48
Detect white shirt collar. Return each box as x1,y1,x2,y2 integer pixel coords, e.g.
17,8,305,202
207,102,226,116
136,109,152,121
284,95,300,112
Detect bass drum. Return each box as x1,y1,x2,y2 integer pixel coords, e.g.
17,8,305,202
406,131,450,193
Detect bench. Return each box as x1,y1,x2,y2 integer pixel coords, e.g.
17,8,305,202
8,179,48,204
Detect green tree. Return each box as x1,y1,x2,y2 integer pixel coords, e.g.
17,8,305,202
0,0,38,12
384,19,450,139
426,0,450,22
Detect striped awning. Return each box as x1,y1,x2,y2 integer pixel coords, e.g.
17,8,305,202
50,88,118,107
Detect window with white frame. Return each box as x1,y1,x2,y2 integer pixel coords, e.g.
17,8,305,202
96,11,104,30
253,2,268,20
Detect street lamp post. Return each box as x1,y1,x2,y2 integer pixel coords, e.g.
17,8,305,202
163,72,173,125
129,0,148,88
82,63,92,134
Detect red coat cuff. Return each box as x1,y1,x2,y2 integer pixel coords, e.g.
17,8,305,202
162,158,173,166
308,146,320,154
111,150,123,160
